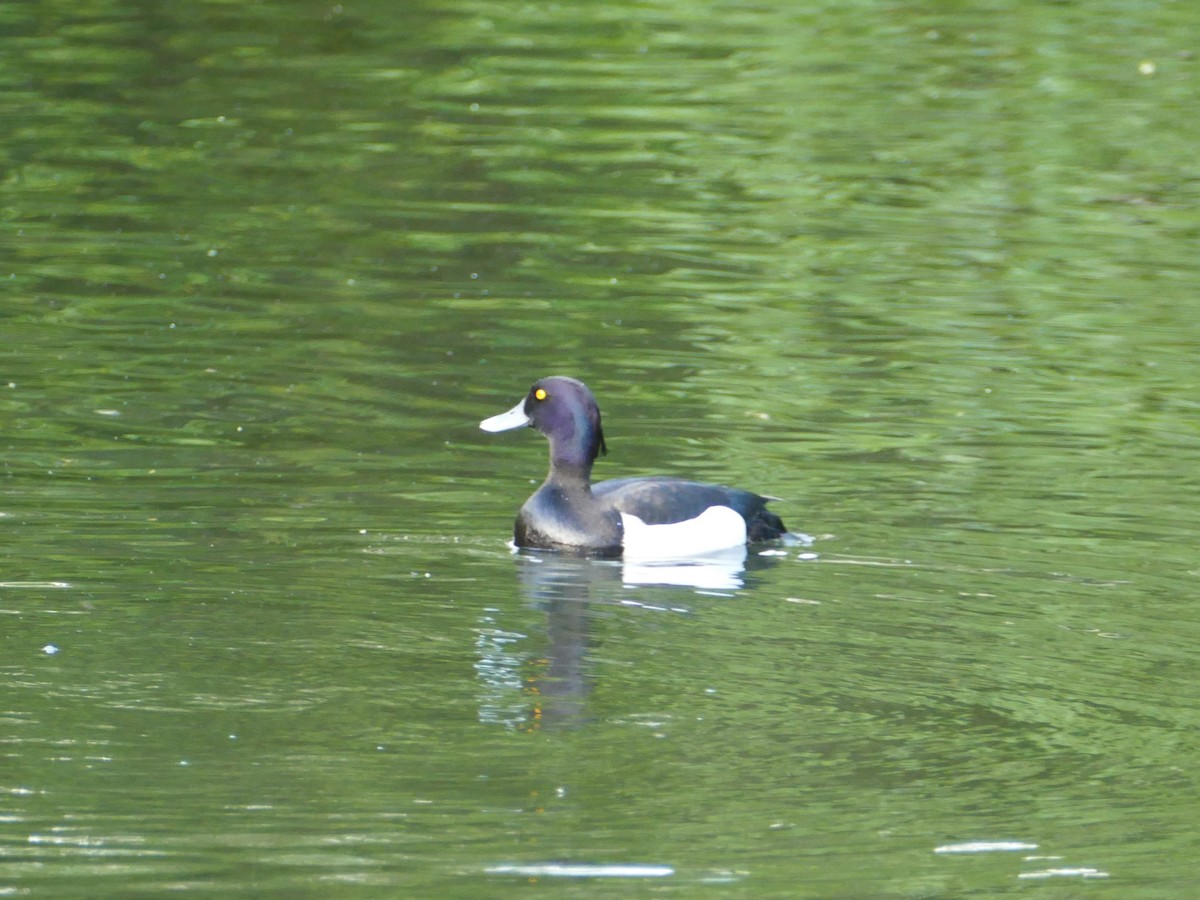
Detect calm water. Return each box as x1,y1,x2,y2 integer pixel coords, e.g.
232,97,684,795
4,0,1200,896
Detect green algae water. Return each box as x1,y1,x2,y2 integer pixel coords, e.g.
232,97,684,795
3,1,1200,895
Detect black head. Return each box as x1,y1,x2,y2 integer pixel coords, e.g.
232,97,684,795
523,376,607,467
480,375,607,473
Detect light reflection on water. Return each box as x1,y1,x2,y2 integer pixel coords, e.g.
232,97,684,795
486,861,675,879
474,546,832,734
474,550,777,732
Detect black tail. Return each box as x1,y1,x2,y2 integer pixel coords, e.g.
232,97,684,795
748,506,787,542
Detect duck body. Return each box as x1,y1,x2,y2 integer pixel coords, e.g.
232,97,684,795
481,376,787,557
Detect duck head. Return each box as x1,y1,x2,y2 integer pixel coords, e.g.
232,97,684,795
480,376,607,476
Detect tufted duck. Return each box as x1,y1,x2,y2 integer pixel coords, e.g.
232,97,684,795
480,376,788,557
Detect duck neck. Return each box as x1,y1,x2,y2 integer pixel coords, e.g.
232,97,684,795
546,450,594,494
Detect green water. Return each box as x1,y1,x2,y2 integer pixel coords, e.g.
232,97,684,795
4,1,1199,896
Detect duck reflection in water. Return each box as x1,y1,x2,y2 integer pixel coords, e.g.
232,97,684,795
474,548,792,731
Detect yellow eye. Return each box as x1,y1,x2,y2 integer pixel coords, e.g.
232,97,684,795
534,388,547,401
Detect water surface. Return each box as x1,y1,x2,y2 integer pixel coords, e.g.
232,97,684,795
3,0,1199,896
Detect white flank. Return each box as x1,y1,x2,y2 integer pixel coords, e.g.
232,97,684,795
620,506,747,560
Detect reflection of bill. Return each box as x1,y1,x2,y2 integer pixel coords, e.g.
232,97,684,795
474,547,813,730
473,609,534,730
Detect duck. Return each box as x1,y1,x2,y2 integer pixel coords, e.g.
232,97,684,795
479,376,788,557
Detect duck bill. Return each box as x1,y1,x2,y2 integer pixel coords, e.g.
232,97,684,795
480,400,531,432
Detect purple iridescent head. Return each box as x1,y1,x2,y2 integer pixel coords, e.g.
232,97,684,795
480,376,607,469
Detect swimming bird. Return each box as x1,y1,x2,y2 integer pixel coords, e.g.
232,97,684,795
480,376,787,557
